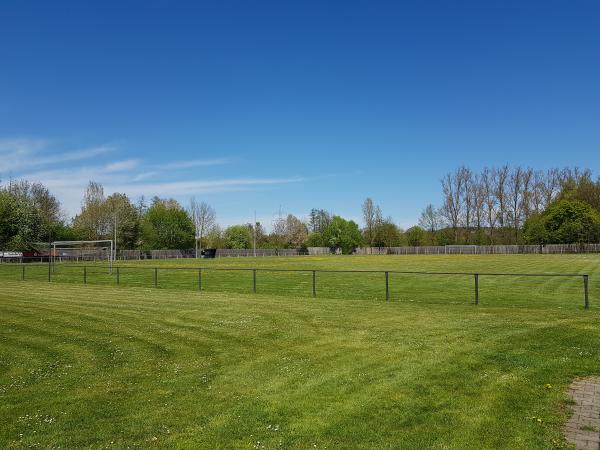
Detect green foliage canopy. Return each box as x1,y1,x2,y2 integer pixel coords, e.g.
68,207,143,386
524,200,600,244
0,191,44,250
405,226,426,247
223,225,252,249
139,199,195,250
321,216,363,254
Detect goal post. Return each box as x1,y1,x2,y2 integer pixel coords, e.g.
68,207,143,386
445,245,479,255
51,240,114,273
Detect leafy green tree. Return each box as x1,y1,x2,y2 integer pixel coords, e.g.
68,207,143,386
7,179,62,224
203,225,224,248
306,232,324,247
3,179,68,245
139,198,195,250
72,182,109,240
524,200,600,244
322,216,362,254
73,183,140,248
405,226,426,246
0,191,44,250
435,229,453,246
223,225,252,249
373,221,401,247
522,214,549,245
105,193,140,249
557,174,600,213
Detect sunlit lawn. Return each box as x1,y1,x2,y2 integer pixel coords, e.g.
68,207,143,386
0,254,599,448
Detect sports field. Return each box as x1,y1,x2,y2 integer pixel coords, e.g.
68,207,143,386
0,254,596,308
1,255,599,449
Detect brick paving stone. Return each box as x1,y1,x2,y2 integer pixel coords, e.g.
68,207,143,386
564,377,600,450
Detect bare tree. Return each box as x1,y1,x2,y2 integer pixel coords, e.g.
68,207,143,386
285,214,309,248
271,214,308,248
494,165,509,229
441,170,464,243
540,168,561,206
521,168,534,221
419,204,441,234
472,174,486,243
189,198,216,258
480,167,497,243
362,198,376,246
530,170,546,214
508,167,524,243
374,205,383,228
308,209,331,233
271,215,287,248
460,167,474,243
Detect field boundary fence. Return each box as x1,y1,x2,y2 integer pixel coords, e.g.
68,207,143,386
1,262,590,309
3,244,600,263
356,244,600,255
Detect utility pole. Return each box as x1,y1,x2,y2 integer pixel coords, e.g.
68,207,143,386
253,210,257,257
114,213,118,262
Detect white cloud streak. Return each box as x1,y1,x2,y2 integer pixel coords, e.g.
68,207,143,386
159,158,233,170
104,159,140,172
0,138,114,172
108,177,305,197
2,137,304,219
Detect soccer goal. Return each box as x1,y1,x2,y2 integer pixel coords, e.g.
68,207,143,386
445,245,479,255
51,240,114,273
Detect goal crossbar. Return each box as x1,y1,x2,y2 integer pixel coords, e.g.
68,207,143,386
51,240,114,273
445,245,479,254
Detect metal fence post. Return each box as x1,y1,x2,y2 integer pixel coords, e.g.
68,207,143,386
253,269,257,293
154,268,158,288
22,265,25,281
48,260,51,282
83,266,87,284
584,275,589,309
474,273,479,305
312,270,316,298
385,271,389,302
198,268,202,292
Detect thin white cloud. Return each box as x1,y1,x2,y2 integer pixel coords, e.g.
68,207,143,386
0,138,48,154
15,161,305,218
160,158,233,170
0,138,115,172
3,137,305,219
108,177,305,197
132,171,159,181
104,159,140,172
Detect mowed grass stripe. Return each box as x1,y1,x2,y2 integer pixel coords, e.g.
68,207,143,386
0,254,594,309
1,275,600,448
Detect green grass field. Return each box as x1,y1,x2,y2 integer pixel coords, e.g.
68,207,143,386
1,255,599,449
0,254,596,308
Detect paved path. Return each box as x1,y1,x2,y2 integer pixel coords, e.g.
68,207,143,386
564,377,600,450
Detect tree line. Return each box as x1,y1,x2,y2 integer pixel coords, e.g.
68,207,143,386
416,166,600,246
0,180,364,253
1,165,600,254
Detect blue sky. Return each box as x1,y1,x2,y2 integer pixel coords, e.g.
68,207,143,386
1,1,599,229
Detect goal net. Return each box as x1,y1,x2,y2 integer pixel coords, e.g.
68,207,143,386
445,245,479,254
51,240,114,273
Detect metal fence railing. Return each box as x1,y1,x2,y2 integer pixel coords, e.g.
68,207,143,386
1,263,591,309
3,244,600,263
356,244,600,255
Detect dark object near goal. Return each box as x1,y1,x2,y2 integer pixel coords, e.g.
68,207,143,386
201,249,217,258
